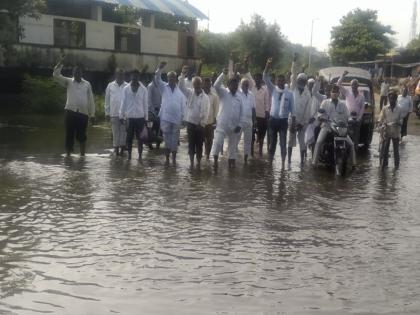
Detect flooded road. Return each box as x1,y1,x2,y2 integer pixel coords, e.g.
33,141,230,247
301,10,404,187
1,116,420,314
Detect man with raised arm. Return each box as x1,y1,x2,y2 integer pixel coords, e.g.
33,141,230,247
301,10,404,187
288,53,312,166
263,58,295,168
211,68,246,169
178,65,210,167
242,56,270,157
154,62,186,165
53,56,95,157
337,70,365,149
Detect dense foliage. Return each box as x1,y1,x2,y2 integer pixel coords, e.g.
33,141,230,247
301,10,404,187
329,9,395,65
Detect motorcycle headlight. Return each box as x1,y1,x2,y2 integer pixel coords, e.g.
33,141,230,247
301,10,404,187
337,127,347,137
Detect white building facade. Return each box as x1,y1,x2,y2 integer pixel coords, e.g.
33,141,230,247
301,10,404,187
11,0,206,71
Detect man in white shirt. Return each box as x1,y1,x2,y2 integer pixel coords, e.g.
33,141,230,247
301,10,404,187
242,57,270,157
147,77,163,149
378,89,404,168
313,85,356,167
119,69,148,160
53,56,95,157
263,58,295,167
211,68,246,169
289,54,312,166
155,62,186,165
179,67,210,167
203,77,219,160
337,70,365,149
397,86,413,140
105,68,128,156
239,78,256,163
380,79,390,110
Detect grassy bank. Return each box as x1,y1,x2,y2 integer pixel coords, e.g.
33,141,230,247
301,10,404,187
0,74,106,120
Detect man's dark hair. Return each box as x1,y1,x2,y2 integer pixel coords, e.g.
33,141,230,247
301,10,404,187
203,77,212,84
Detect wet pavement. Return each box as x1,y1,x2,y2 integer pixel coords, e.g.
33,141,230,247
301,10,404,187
1,115,420,314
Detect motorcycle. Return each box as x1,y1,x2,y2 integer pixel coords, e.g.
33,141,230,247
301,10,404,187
317,109,351,176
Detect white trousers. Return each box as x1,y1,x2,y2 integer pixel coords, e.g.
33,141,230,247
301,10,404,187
161,120,180,152
241,124,253,156
111,117,127,147
211,128,241,160
288,125,307,151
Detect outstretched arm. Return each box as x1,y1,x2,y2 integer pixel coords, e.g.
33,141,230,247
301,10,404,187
290,53,298,90
178,66,192,98
52,55,71,87
337,70,349,98
263,58,275,95
214,68,228,99
154,61,167,94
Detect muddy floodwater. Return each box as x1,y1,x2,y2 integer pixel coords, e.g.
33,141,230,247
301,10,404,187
1,115,420,315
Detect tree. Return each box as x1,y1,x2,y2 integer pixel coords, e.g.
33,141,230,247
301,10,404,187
0,0,45,42
329,9,395,65
406,35,420,56
231,14,285,72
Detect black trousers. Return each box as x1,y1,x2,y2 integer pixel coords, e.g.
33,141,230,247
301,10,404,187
383,137,400,167
187,122,204,159
65,109,88,153
203,124,215,158
126,118,145,155
401,114,409,138
380,96,388,110
268,117,288,159
253,117,268,151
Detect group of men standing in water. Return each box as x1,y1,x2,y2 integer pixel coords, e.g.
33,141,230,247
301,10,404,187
53,53,412,169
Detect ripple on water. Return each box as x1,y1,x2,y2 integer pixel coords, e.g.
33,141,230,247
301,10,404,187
1,129,420,314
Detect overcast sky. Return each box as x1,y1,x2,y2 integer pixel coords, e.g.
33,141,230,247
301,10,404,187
188,0,418,52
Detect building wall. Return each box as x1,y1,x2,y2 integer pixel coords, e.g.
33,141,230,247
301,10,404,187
20,15,54,46
16,13,196,72
141,28,178,56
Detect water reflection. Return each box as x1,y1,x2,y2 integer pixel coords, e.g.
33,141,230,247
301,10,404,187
1,119,420,314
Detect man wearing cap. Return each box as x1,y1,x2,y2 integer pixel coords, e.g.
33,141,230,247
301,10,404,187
289,53,312,166
378,88,404,168
338,70,365,149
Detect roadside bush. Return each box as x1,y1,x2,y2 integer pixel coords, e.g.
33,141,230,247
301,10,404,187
22,74,105,119
94,94,105,120
22,74,66,114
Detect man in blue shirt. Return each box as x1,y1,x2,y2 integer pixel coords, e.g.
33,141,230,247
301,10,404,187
263,58,295,167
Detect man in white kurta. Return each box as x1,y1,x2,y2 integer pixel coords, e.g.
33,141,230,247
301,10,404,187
155,62,186,164
239,78,256,163
119,69,148,160
289,55,312,165
211,69,246,168
105,68,128,155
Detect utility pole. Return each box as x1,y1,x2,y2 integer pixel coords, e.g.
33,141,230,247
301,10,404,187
308,18,318,73
410,0,417,41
